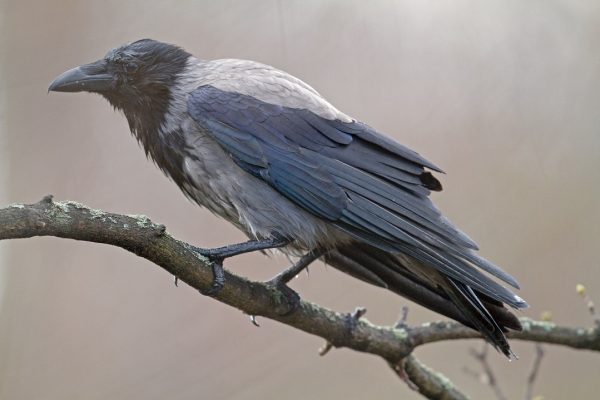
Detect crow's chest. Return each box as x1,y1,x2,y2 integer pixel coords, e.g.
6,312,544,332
172,118,244,224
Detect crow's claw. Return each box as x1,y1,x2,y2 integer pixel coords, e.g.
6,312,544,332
249,315,260,327
192,247,226,296
267,277,301,316
205,258,225,296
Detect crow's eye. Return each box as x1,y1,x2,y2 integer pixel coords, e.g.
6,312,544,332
124,62,139,74
110,53,139,75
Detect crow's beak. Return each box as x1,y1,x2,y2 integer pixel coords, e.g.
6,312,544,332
49,60,113,93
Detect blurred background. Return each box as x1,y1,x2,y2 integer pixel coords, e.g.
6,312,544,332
1,1,600,399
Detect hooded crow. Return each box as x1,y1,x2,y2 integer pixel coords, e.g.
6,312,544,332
49,39,527,356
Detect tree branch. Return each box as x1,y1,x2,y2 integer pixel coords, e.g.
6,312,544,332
2,196,600,400
402,355,469,400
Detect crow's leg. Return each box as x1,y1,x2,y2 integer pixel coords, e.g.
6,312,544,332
266,248,327,315
194,237,290,260
193,237,290,296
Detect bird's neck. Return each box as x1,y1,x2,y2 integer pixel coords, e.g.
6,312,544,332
119,87,189,190
118,58,206,162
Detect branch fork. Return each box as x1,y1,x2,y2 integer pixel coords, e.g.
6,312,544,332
2,196,600,400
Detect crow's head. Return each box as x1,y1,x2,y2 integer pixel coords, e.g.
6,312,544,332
49,39,191,119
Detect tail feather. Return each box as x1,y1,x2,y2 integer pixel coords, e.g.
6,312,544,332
325,242,525,357
445,278,512,357
325,246,472,326
324,251,389,289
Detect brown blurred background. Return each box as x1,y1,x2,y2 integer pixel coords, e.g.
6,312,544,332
2,1,600,399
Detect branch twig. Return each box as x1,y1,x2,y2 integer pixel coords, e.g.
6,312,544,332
2,197,600,400
466,344,507,400
524,344,545,400
577,284,600,329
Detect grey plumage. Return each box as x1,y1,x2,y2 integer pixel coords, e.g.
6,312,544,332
49,39,527,357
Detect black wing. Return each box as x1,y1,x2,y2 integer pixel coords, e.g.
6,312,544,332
187,85,525,308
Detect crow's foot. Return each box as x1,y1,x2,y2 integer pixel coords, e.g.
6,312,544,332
266,275,301,316
192,250,225,296
192,237,290,296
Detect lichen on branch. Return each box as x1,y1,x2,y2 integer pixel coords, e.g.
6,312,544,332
1,196,599,400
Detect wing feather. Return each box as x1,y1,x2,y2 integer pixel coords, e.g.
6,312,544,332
187,84,524,305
